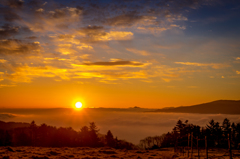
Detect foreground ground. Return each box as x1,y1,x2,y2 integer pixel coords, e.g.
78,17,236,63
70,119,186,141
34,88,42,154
1,147,240,159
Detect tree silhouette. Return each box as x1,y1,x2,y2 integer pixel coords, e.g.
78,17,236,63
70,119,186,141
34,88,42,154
89,122,100,147
0,120,137,149
206,119,220,146
79,125,90,146
106,130,115,147
140,118,240,149
30,120,37,146
222,118,231,138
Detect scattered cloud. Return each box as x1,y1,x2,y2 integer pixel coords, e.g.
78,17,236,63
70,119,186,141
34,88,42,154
79,54,91,60
0,8,21,21
0,0,24,8
175,62,231,69
0,24,20,39
106,14,157,27
4,65,70,83
126,48,149,56
0,84,16,88
0,0,238,88
83,61,144,66
105,31,133,41
0,39,40,55
0,113,16,120
77,44,93,50
162,78,172,82
21,6,82,33
78,28,134,42
0,59,7,63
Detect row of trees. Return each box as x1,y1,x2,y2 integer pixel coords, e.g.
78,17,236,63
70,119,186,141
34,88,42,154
0,121,135,149
139,135,166,149
139,118,240,149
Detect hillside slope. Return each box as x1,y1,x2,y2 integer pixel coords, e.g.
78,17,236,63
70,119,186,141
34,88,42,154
155,100,240,114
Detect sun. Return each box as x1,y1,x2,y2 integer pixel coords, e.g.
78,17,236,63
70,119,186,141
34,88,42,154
75,102,83,109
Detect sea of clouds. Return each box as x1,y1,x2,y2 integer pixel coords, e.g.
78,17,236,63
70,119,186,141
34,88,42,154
1,108,240,144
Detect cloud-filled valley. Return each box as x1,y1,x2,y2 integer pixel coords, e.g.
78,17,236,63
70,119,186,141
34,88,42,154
1,108,240,144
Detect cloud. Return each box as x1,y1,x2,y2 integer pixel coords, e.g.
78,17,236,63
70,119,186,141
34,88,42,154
236,57,240,60
0,0,232,87
46,7,82,19
4,65,70,83
79,26,105,36
72,59,152,81
0,39,40,55
0,8,21,21
79,0,206,29
0,0,24,8
0,24,20,39
0,0,202,41
162,78,172,82
1,57,152,83
106,14,149,27
0,113,16,119
25,36,38,40
49,34,80,45
0,0,212,34
21,7,82,33
83,61,144,66
78,26,134,42
136,22,186,34
137,26,168,33
0,59,7,63
0,84,16,88
77,44,93,50
103,31,133,41
57,34,75,40
236,71,240,74
175,62,231,69
126,48,149,56
79,54,91,60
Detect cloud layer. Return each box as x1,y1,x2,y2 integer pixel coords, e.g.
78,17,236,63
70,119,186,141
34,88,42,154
1,108,240,144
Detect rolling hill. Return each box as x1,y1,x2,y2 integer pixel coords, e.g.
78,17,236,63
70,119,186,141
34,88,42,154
155,100,240,114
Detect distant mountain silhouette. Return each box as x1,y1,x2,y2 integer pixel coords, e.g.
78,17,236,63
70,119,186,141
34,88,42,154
155,100,240,114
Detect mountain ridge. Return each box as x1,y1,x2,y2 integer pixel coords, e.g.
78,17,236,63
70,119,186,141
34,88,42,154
155,100,240,114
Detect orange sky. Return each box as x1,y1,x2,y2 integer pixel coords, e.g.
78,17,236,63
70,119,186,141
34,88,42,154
0,0,240,108
0,76,239,108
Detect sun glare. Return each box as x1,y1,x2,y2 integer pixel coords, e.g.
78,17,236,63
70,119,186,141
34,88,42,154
75,102,83,109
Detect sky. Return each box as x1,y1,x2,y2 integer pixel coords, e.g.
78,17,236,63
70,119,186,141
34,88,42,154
0,0,240,108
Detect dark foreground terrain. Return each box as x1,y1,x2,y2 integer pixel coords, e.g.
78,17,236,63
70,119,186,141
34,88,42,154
1,146,173,159
1,146,240,159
